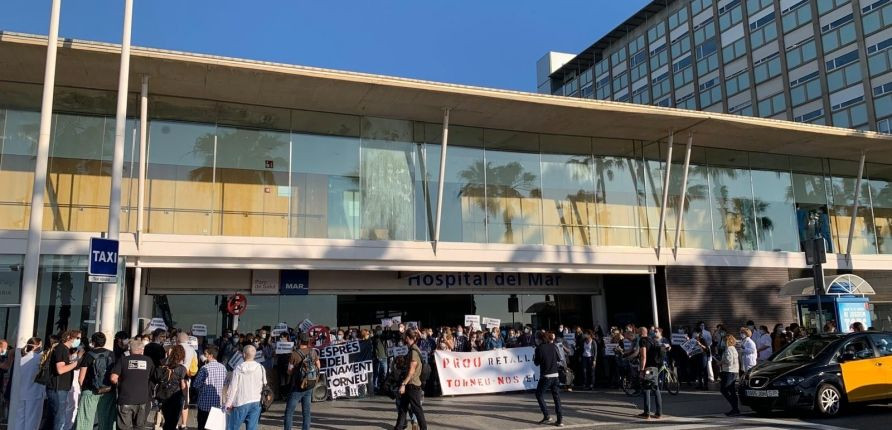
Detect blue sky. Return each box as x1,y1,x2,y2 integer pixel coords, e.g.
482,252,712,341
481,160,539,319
0,1,650,92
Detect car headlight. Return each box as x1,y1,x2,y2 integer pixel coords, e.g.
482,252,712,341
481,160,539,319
772,376,804,387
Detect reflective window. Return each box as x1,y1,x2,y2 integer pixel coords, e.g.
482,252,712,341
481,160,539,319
540,135,595,246
791,157,833,252
866,163,892,254
291,112,361,239
829,160,877,254
147,121,218,235
593,140,643,246
707,149,757,250
666,148,713,249
749,154,799,251
360,117,418,241
0,110,39,230
484,130,542,245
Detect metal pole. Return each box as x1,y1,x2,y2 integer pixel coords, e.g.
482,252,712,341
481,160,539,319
649,270,659,328
655,132,674,258
9,2,62,428
846,152,866,258
432,107,450,254
130,75,148,337
101,0,133,340
672,132,693,257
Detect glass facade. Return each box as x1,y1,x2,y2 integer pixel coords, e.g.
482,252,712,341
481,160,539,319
3,83,892,254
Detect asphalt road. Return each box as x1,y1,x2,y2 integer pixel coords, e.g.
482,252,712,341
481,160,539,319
197,387,891,430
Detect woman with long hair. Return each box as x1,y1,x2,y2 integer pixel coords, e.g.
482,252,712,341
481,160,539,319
158,345,187,430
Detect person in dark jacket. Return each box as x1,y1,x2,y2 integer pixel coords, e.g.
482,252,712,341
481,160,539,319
533,332,563,427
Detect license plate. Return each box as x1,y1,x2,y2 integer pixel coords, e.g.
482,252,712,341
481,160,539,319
746,389,779,398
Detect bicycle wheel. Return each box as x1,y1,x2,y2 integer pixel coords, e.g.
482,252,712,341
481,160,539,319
621,376,637,396
664,369,680,395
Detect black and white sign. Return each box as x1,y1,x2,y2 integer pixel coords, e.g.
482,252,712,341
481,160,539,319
191,324,207,337
318,340,374,399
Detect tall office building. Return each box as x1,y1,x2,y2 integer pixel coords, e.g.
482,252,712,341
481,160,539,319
539,0,892,132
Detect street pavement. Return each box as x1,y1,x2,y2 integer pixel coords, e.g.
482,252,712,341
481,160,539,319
187,387,890,430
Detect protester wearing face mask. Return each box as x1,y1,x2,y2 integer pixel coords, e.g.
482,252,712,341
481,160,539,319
15,337,45,430
755,325,773,363
738,327,757,371
453,326,469,352
520,326,534,347
45,330,82,430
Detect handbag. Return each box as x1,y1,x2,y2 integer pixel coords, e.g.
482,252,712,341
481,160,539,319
204,407,226,430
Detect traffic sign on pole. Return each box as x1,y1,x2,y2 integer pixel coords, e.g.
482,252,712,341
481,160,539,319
88,237,119,283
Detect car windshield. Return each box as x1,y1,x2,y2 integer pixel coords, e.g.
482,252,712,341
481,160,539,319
771,337,836,362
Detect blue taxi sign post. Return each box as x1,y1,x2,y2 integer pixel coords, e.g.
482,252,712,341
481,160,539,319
88,237,119,283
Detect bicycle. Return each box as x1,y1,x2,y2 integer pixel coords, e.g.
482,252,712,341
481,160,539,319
618,358,641,396
658,363,680,395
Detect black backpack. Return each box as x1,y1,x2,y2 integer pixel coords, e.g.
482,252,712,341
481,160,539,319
33,345,56,386
156,367,182,401
88,350,113,394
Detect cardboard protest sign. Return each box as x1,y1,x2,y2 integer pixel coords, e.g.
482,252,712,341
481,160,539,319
191,324,207,337
406,321,419,330
681,339,703,356
670,333,688,345
391,316,402,326
228,352,244,369
481,317,500,329
387,345,409,357
464,315,480,330
187,336,199,349
275,341,295,355
298,319,314,333
603,342,619,356
318,340,374,399
271,322,289,337
563,333,576,346
147,318,167,332
381,318,392,329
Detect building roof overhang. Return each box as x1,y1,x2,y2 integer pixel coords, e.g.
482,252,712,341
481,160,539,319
1,31,891,164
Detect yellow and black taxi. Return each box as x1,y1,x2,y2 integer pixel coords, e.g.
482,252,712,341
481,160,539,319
739,331,892,417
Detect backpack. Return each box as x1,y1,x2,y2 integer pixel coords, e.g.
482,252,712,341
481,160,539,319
34,344,57,386
291,349,318,391
156,367,182,401
260,366,274,413
87,350,113,394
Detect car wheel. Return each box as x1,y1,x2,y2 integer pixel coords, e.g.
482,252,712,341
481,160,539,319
814,383,843,417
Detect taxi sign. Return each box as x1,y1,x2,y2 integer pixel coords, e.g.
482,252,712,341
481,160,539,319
88,237,119,283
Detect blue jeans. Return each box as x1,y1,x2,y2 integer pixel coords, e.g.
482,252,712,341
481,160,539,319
46,388,70,430
374,358,388,392
284,389,311,430
227,402,261,430
641,383,662,416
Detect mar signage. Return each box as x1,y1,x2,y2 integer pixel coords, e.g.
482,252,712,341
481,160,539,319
88,237,119,283
280,270,309,295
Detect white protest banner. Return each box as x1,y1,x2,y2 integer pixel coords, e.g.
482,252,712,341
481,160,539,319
481,317,500,329
464,315,481,330
563,333,576,346
387,345,408,357
298,319,314,333
670,333,688,346
147,318,167,332
604,342,619,356
187,336,199,349
681,339,703,356
390,316,402,326
435,347,539,395
191,324,207,337
228,352,244,369
381,318,392,329
276,341,295,355
318,340,374,399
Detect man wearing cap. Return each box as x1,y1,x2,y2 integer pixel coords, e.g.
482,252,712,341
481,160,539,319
284,333,320,430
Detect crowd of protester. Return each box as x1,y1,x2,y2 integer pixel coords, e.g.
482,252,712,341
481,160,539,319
0,317,872,429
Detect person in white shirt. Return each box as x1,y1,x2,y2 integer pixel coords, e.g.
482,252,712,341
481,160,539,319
755,325,773,362
226,345,266,430
739,327,758,371
15,338,46,430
